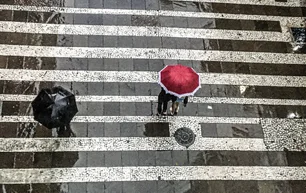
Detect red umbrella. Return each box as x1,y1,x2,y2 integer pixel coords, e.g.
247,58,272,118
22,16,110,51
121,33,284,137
158,64,201,98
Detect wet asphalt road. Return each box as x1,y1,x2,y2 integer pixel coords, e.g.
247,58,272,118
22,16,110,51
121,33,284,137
0,0,306,192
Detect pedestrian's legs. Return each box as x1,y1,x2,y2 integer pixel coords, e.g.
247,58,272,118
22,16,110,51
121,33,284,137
157,101,168,115
162,101,168,115
157,102,162,114
171,102,179,115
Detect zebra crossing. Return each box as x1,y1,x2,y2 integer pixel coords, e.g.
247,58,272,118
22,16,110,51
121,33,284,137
0,0,306,192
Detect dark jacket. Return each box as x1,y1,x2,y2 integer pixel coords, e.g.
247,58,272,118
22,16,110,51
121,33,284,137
158,88,177,104
183,96,188,105
158,88,188,105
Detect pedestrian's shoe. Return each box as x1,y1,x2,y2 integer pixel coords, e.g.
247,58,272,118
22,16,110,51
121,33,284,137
169,107,174,116
170,107,179,116
161,111,167,116
175,106,179,114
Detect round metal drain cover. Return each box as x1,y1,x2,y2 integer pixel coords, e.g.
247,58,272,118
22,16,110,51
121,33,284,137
174,127,195,147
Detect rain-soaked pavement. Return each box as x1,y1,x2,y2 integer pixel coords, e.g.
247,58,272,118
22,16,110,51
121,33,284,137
0,0,306,192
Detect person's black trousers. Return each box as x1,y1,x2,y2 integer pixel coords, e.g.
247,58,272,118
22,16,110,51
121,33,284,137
157,101,168,114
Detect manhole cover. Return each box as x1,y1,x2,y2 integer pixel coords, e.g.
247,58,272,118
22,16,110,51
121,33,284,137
174,127,196,147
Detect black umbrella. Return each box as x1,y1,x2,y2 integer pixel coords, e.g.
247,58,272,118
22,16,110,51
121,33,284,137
292,28,306,53
292,28,306,44
31,86,78,129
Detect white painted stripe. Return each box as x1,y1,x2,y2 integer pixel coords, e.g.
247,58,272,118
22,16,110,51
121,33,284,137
0,137,267,152
1,166,305,184
1,94,306,106
190,97,306,106
0,21,287,42
1,45,305,64
0,116,260,124
171,0,301,7
0,4,304,20
1,69,306,87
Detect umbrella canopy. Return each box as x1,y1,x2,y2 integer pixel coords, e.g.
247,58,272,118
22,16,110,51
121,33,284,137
158,64,201,98
291,28,306,53
292,28,306,44
31,86,78,129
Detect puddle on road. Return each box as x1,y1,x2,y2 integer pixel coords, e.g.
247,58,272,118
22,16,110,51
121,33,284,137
132,15,159,26
1,122,79,193
160,0,174,10
201,123,263,138
144,123,170,137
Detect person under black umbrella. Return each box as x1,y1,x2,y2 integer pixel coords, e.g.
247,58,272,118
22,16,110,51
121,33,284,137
292,28,306,53
31,86,78,133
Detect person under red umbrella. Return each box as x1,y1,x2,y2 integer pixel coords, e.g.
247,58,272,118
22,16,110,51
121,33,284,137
157,64,200,115
171,95,188,115
157,87,176,116
157,88,188,116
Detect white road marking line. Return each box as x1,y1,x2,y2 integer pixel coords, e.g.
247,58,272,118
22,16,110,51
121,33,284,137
0,4,304,21
282,18,306,28
0,21,288,42
1,166,306,184
1,94,306,106
0,137,267,152
1,69,306,87
0,116,261,124
2,45,305,64
170,0,302,7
